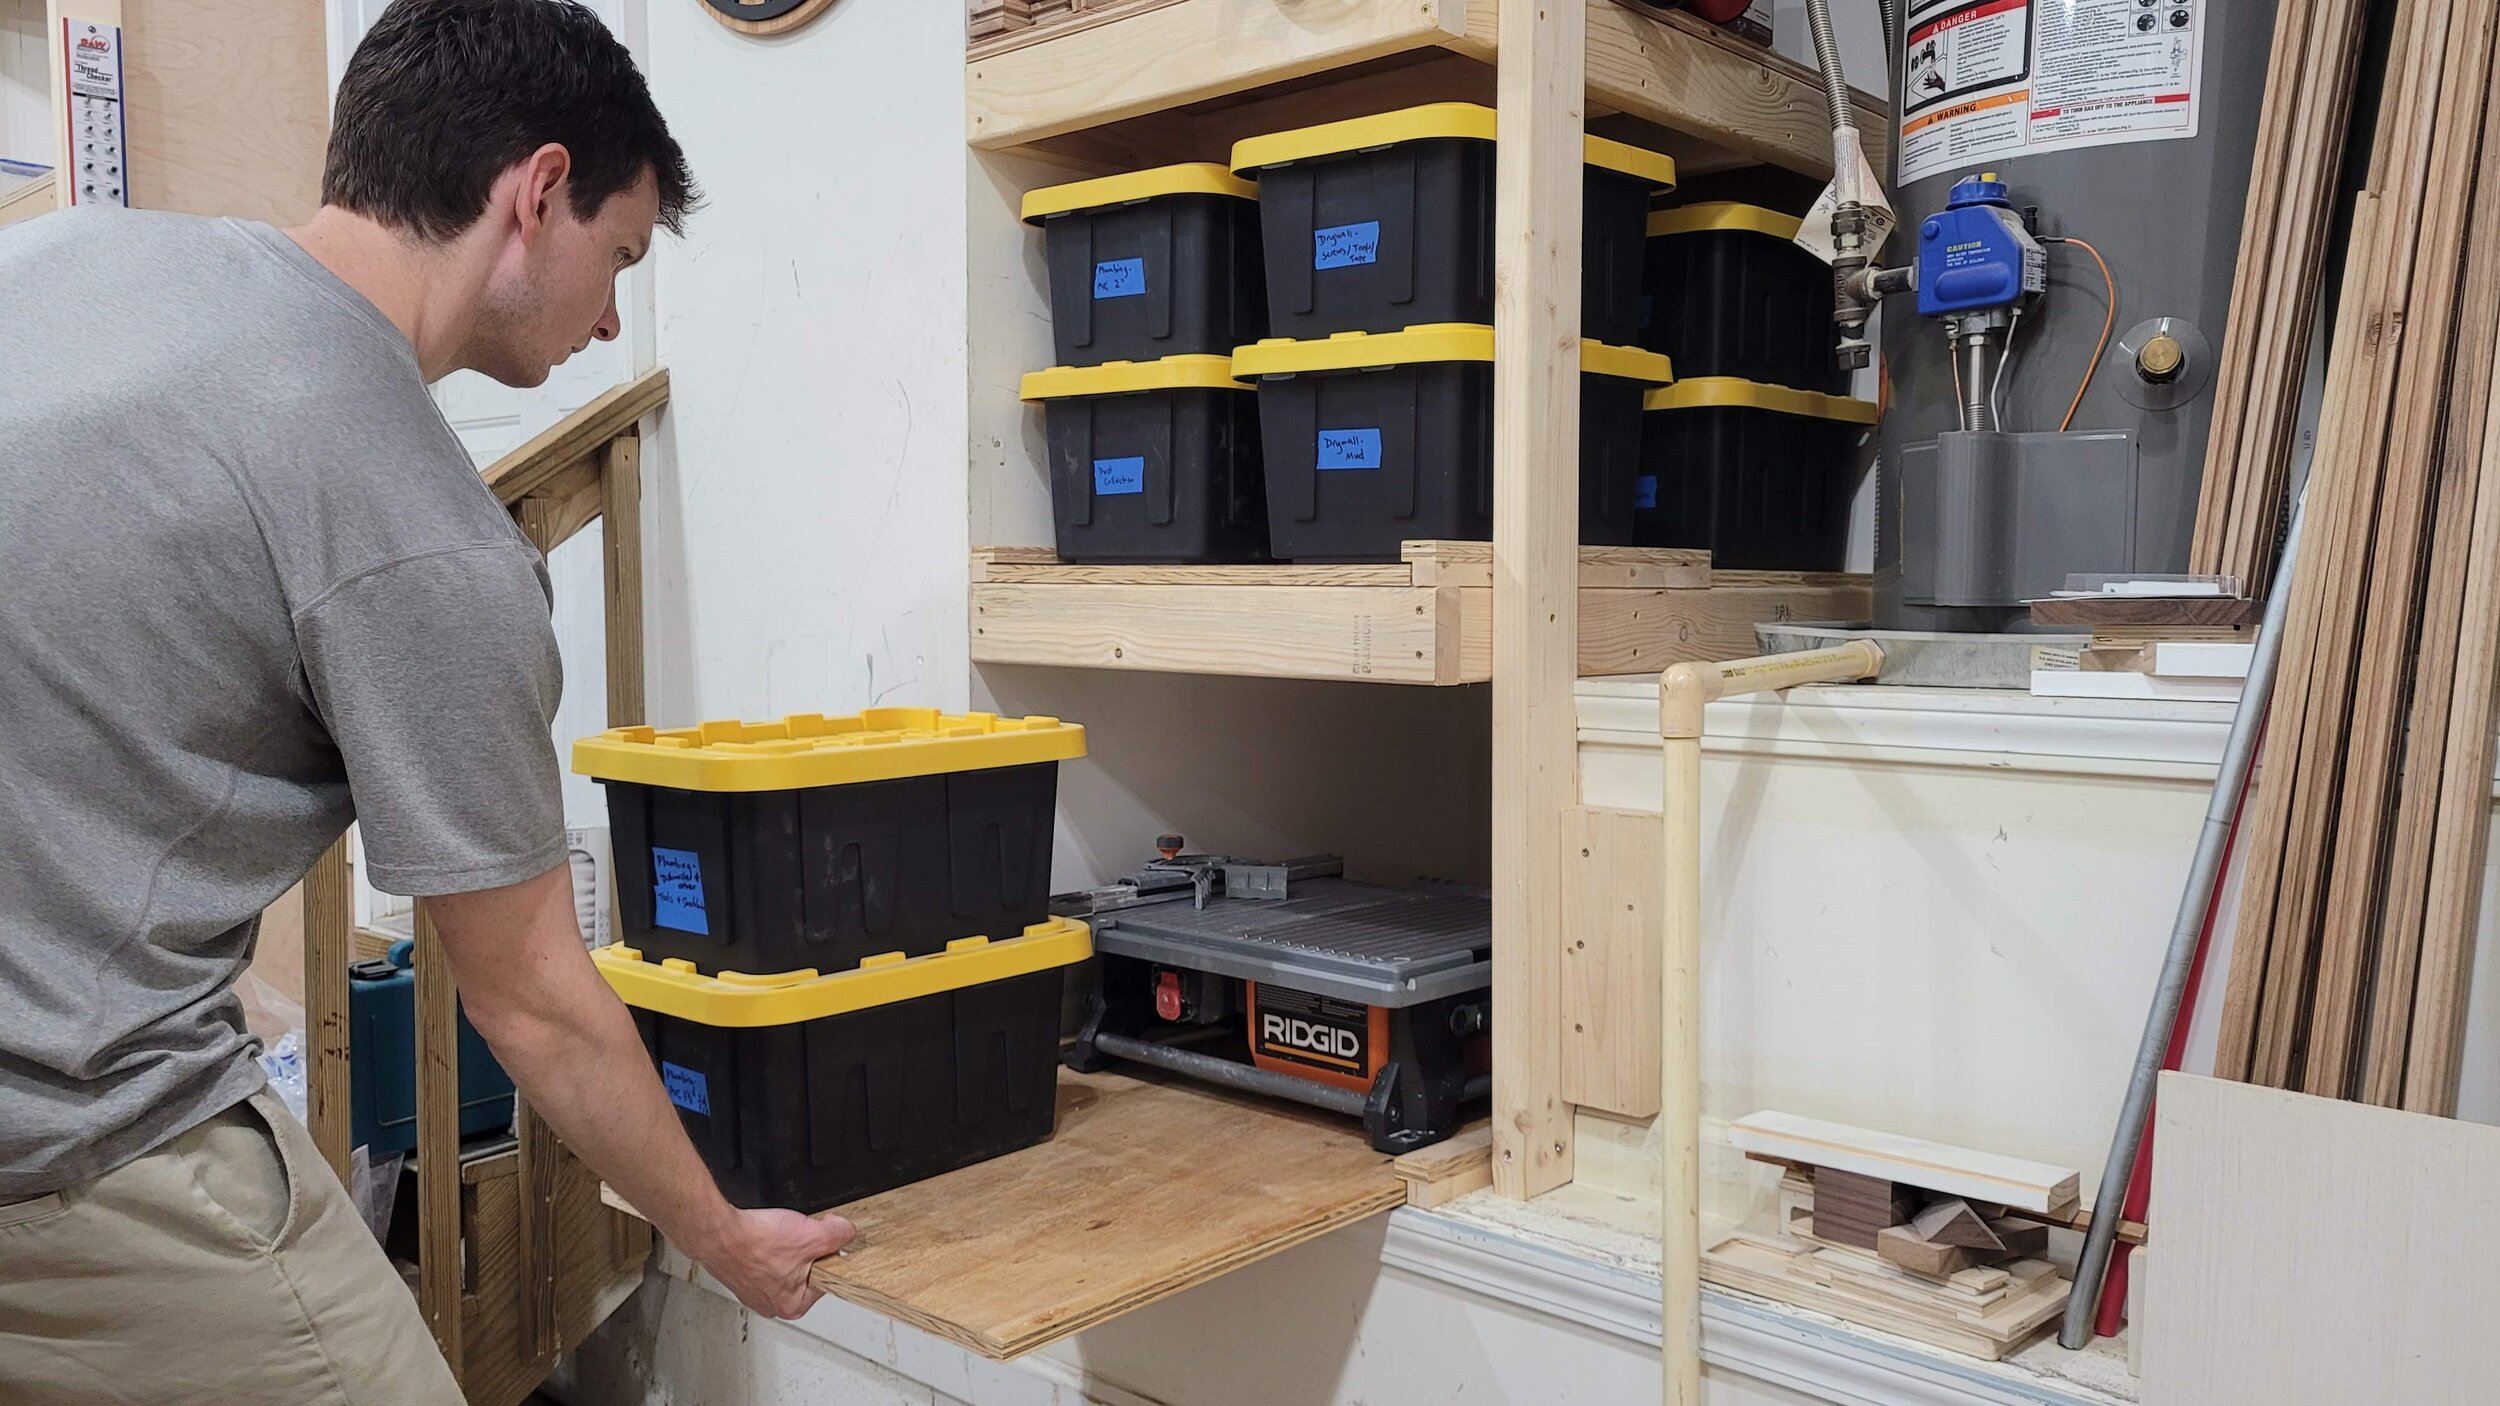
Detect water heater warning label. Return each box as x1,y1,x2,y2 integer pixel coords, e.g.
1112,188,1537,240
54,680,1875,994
1898,0,2202,186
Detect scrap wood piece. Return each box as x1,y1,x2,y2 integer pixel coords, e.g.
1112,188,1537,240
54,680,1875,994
1728,1111,2081,1214
1911,1198,2004,1251
1390,1125,1492,1208
2027,595,2265,629
1877,1225,1980,1278
1988,1217,2050,1259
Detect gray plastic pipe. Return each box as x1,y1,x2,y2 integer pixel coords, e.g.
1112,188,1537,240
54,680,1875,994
2058,486,2310,1349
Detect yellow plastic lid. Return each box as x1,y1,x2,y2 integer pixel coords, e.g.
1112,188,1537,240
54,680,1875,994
594,918,1095,1027
1642,376,1880,424
1019,355,1249,401
1233,325,1674,384
1022,162,1257,223
1230,103,1677,191
574,708,1087,792
1646,202,1804,241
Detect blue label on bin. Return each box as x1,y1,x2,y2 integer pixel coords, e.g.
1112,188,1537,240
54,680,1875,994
1313,221,1381,270
651,846,710,935
1635,474,1658,510
1317,428,1383,471
1639,292,1654,331
1094,455,1146,496
660,1062,711,1116
1093,257,1147,299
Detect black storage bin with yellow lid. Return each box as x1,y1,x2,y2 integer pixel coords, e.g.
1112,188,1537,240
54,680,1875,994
597,918,1092,1212
1635,376,1878,571
1019,355,1267,563
1235,325,1674,562
1639,202,1845,395
577,710,1087,979
1230,104,1675,346
1023,163,1265,369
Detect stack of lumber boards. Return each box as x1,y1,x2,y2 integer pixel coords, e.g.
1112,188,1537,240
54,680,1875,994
2188,0,2377,593
2216,0,2500,1116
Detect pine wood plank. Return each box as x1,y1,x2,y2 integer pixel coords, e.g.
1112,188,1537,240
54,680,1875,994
966,0,1463,150
1560,806,1663,1118
1488,0,1584,1203
479,368,670,507
413,907,465,1374
1726,1112,2079,1214
966,542,1710,589
1391,1125,1494,1208
301,838,354,1183
601,431,645,728
797,1070,1400,1359
970,582,1461,683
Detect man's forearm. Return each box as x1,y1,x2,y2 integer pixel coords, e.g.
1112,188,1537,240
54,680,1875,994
422,867,738,1260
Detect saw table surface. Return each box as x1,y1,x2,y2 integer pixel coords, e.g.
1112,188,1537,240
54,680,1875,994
1089,877,1492,1005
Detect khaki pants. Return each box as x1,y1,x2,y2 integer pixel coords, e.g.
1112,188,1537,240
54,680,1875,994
0,1092,463,1406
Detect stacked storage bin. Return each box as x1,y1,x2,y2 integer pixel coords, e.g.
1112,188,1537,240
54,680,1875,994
577,709,1092,1213
1020,164,1271,562
1635,202,1878,569
1227,103,1679,561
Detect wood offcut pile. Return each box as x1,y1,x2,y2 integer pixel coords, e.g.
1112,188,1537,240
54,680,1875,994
2212,0,2500,1115
1705,1113,2082,1361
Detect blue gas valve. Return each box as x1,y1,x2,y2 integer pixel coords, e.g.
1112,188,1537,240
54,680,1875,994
1916,171,2045,319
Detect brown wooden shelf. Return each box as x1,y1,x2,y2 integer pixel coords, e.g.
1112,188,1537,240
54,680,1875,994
970,543,1871,685
609,1068,1403,1360
966,0,1888,179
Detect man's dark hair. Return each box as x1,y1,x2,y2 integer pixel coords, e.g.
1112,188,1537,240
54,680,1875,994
323,0,697,241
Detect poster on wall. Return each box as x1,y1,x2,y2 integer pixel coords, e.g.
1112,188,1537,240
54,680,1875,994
1898,0,2204,186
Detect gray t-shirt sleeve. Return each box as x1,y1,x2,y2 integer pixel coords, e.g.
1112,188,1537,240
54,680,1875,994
295,541,569,896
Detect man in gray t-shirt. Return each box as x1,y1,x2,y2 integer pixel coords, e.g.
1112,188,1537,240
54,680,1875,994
0,4,850,1399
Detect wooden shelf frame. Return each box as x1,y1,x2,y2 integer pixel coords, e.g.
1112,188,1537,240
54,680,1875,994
958,0,1894,1362
967,0,1889,179
971,544,1870,685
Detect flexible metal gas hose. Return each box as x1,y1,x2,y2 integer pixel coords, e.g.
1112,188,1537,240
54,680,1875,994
1804,0,1854,137
1879,0,1901,97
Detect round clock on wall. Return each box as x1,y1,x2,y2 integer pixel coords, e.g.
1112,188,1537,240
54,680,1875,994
698,0,837,35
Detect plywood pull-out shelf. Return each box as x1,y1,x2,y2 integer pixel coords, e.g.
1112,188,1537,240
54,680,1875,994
608,1068,1403,1360
970,543,1871,685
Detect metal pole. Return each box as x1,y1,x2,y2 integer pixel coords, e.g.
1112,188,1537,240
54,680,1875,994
2059,486,2310,1349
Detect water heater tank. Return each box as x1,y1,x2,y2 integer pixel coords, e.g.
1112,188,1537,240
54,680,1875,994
1875,0,2279,630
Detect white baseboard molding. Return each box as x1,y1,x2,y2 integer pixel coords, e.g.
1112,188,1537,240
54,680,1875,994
1381,1209,2128,1406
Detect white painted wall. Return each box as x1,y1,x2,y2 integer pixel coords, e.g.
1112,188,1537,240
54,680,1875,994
0,0,47,169
642,0,968,729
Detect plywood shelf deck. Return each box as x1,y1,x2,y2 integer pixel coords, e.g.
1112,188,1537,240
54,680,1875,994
965,0,1889,179
971,543,1871,684
607,1068,1404,1360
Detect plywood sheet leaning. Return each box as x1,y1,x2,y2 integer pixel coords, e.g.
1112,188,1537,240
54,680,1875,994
2144,1073,2500,1402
